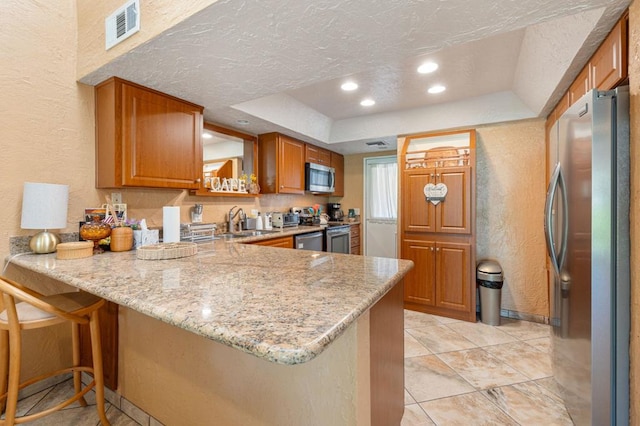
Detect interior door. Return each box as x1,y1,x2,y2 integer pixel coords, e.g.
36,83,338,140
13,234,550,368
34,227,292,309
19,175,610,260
364,156,398,258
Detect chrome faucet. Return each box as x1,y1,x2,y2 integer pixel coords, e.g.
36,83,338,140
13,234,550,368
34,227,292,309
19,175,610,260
228,206,244,232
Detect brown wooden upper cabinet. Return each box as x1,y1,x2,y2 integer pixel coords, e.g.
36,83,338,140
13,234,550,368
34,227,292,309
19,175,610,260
590,17,627,91
258,132,306,194
567,14,627,107
331,151,345,197
95,77,204,189
305,145,331,165
402,166,471,234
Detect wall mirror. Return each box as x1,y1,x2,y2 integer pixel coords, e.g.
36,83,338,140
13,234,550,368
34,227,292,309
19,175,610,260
196,122,258,196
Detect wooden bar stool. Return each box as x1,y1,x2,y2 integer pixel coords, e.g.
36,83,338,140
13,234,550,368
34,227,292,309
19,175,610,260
0,276,110,425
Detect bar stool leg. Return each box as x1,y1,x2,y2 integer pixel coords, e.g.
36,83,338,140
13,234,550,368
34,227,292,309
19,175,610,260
71,322,88,407
4,327,22,426
89,310,110,426
0,329,8,415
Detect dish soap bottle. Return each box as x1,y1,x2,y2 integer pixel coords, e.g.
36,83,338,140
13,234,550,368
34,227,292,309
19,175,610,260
256,212,263,230
264,212,272,230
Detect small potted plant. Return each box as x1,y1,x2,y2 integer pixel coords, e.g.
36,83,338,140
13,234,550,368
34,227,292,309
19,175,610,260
248,173,260,194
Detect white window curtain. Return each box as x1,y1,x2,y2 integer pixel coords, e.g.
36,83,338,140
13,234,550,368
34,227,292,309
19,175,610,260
368,162,397,219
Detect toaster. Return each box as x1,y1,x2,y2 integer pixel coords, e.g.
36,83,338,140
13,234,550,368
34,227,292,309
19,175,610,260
272,212,299,228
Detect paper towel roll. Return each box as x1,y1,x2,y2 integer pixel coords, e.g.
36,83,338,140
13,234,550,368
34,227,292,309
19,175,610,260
163,206,181,243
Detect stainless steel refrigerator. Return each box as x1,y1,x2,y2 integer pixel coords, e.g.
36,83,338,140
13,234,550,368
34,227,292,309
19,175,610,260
544,87,629,425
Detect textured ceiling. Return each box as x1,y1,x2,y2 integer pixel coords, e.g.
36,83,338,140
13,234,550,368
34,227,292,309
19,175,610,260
80,0,631,154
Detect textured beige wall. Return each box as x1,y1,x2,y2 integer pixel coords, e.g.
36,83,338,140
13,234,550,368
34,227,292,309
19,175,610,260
0,1,100,258
119,307,368,425
76,0,219,79
475,120,548,317
628,2,639,423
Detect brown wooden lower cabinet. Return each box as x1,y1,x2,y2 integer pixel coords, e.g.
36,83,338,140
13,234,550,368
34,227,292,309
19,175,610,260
79,301,119,390
350,223,361,255
249,236,294,248
402,237,474,321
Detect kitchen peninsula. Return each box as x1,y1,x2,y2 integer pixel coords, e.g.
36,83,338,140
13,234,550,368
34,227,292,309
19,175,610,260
7,240,412,425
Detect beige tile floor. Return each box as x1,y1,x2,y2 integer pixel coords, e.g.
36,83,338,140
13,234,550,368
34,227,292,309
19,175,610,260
5,309,572,425
401,309,574,425
1,379,141,425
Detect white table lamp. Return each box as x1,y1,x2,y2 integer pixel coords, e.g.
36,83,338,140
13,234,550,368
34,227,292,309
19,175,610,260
21,182,69,254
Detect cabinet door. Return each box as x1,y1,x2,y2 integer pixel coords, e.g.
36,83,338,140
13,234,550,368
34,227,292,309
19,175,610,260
436,166,471,234
401,239,436,306
435,242,471,312
250,236,294,248
331,152,345,197
278,136,305,194
402,169,436,232
350,223,361,255
590,18,626,91
122,83,202,188
568,66,590,105
305,145,331,165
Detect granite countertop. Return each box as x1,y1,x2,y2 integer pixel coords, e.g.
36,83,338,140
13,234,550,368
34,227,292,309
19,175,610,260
8,239,412,365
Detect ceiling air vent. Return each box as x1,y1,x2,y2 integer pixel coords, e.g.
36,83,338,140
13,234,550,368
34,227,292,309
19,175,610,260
366,141,387,147
105,0,140,50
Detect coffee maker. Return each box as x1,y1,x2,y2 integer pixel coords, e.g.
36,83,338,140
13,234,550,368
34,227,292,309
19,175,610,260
327,203,344,221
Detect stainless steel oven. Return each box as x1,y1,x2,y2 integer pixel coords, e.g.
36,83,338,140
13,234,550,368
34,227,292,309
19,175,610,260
325,224,351,254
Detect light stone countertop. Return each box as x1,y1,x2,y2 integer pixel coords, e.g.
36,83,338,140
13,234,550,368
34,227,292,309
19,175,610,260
8,237,412,365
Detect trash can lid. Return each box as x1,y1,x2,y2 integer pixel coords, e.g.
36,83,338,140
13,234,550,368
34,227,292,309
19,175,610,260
477,260,503,281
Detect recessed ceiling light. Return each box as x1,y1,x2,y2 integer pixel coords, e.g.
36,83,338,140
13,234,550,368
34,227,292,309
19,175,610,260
417,62,438,74
427,85,446,94
236,119,250,125
341,81,358,91
360,99,375,107
202,132,213,139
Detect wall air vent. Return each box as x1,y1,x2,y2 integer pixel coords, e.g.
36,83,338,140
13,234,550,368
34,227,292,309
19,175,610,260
365,141,387,146
105,0,140,50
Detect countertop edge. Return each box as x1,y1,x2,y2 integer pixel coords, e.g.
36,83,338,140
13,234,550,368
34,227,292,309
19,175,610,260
7,249,413,365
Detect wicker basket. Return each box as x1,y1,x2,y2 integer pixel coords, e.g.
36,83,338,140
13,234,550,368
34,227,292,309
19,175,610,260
56,241,94,259
136,242,198,260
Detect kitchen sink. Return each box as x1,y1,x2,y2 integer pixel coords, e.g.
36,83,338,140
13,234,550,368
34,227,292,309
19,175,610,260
217,230,282,239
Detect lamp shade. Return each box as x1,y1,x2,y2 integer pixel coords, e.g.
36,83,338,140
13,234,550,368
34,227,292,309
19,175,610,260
21,182,69,230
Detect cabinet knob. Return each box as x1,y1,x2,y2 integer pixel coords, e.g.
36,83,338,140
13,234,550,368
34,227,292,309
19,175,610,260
436,173,440,178
436,247,440,252
430,247,434,251
195,178,201,183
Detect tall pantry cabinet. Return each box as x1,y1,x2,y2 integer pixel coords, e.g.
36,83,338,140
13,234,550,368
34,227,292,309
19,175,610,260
400,130,476,322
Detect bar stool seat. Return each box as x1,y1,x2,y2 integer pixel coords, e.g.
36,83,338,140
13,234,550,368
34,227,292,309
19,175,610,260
0,277,110,425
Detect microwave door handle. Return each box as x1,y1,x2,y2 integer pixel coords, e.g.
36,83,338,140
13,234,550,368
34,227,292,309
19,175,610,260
330,170,335,189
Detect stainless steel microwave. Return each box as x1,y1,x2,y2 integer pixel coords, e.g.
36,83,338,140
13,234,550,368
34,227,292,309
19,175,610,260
305,162,335,193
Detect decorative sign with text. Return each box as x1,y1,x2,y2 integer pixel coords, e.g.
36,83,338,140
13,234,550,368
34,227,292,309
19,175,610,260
423,183,448,205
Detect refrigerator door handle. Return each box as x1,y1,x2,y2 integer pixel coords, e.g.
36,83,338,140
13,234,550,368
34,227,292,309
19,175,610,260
557,167,569,271
544,163,564,276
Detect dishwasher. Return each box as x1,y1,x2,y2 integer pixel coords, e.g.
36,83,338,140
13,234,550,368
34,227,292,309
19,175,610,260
294,231,323,251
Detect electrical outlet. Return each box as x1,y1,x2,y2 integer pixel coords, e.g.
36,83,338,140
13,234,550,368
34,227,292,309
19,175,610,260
111,192,122,204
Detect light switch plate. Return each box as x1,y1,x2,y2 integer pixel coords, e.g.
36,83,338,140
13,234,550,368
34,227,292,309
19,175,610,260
111,192,122,204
